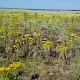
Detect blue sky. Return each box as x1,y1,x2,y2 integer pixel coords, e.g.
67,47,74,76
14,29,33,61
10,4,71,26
0,0,80,10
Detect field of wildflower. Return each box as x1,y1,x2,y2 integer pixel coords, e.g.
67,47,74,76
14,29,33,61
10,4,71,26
0,9,80,80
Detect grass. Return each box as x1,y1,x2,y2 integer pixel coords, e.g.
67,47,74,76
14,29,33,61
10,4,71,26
0,9,80,80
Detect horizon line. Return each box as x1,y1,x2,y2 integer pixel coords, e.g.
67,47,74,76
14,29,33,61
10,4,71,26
0,7,80,11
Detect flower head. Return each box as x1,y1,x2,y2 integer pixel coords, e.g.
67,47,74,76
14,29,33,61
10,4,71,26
70,33,76,38
24,34,30,38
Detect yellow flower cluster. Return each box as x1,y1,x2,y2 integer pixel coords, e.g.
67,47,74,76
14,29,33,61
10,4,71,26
9,62,22,69
64,24,74,34
42,41,52,50
58,45,66,52
0,67,10,72
69,24,74,29
24,34,30,38
15,38,20,43
70,33,76,38
0,62,21,72
42,41,52,46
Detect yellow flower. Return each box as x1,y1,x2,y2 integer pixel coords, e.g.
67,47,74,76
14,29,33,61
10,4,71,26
13,44,19,48
24,34,30,38
7,32,13,36
15,39,20,43
45,41,52,44
67,24,74,30
58,45,65,52
42,41,52,45
69,24,74,29
70,33,76,38
42,41,52,50
1,36,5,39
0,67,10,72
68,39,73,44
9,62,22,69
16,30,21,34
21,38,25,41
5,68,11,71
0,67,6,72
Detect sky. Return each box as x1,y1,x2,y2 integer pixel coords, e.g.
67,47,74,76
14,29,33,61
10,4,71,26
0,0,80,10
